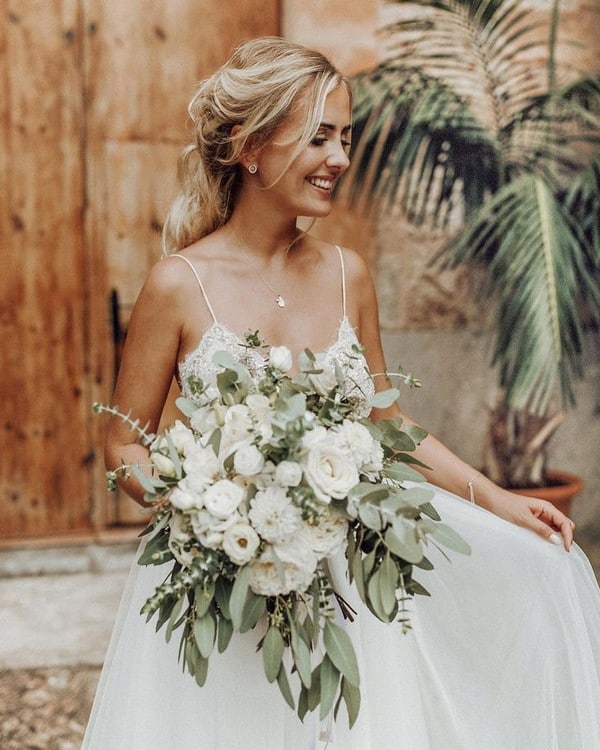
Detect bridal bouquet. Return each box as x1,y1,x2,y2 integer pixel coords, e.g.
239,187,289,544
94,334,469,727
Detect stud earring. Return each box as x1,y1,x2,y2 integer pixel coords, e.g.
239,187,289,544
248,164,258,174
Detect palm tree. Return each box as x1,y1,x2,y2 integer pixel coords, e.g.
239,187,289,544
348,0,600,487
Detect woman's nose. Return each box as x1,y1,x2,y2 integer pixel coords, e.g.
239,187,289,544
326,141,350,171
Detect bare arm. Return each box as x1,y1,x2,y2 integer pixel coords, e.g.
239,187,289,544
105,259,185,505
349,251,575,550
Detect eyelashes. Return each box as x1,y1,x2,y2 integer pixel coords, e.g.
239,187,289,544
311,137,352,149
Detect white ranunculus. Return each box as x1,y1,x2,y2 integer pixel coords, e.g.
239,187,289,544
275,460,303,487
202,479,244,519
233,443,264,476
300,514,348,558
248,538,317,596
269,345,293,373
333,420,380,468
167,420,197,455
182,446,220,492
308,354,338,396
151,452,177,478
167,511,197,567
304,441,359,503
170,486,200,511
249,486,303,544
222,520,260,565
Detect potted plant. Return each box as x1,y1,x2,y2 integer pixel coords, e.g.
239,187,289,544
346,0,600,514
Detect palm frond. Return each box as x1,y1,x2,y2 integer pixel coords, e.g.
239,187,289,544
437,174,597,413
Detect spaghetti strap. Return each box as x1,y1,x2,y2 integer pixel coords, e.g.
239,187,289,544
334,245,347,318
172,254,218,324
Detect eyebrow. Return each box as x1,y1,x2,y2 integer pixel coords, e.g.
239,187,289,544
319,123,352,134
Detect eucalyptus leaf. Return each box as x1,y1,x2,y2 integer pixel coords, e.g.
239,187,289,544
430,523,472,555
383,463,427,484
290,619,312,689
276,663,296,710
175,396,197,417
366,566,388,622
380,554,399,616
297,685,309,722
214,577,233,619
307,665,321,712
262,626,285,682
229,565,250,630
165,593,187,643
358,502,382,530
319,654,340,720
194,583,214,618
389,520,424,564
366,388,400,409
396,487,435,507
240,593,267,633
341,676,361,728
323,620,360,688
193,653,209,687
351,552,365,600
217,616,234,653
193,612,216,658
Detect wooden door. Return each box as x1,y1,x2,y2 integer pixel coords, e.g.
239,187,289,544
0,0,279,539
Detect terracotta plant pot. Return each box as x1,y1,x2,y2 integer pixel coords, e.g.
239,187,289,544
512,469,584,518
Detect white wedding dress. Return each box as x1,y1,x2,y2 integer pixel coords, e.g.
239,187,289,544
83,249,600,749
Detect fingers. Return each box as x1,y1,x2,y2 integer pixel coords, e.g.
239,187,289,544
527,499,575,551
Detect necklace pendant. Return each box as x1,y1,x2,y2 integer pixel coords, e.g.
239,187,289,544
275,295,286,308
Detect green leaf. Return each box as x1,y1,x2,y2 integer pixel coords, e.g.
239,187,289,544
165,593,187,643
194,583,214,618
396,487,435,507
290,618,312,689
229,565,250,630
193,653,209,687
351,551,365,600
387,521,424,564
175,396,197,417
430,523,472,555
240,593,267,633
366,566,388,622
217,616,233,653
323,620,360,688
382,463,427,484
276,664,295,710
297,685,309,722
319,654,340,720
193,612,216,658
358,502,382,530
307,664,321,712
214,577,233,620
366,388,400,409
380,554,399,617
262,626,285,683
341,676,361,728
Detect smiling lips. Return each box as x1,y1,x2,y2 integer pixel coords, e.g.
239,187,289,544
307,176,335,192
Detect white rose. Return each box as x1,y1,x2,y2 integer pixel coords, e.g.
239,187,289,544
301,425,328,451
202,479,244,519
167,420,196,455
304,441,359,503
308,354,338,396
248,538,317,596
300,514,348,558
269,345,293,373
222,520,260,565
249,486,303,544
151,452,177,478
233,443,265,476
182,446,220,492
170,486,200,511
222,404,253,445
190,508,240,549
275,460,303,487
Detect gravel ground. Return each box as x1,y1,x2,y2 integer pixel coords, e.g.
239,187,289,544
0,666,99,749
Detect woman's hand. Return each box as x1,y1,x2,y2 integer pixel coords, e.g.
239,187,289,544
484,489,576,551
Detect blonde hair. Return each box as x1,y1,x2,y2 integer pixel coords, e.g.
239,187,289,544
162,37,347,254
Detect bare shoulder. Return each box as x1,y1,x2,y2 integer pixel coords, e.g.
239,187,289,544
335,244,377,306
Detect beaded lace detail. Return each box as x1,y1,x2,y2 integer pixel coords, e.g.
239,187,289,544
178,317,375,415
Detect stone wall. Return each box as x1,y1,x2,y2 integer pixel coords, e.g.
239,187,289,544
284,0,600,539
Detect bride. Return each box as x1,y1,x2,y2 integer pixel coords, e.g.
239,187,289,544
83,37,600,749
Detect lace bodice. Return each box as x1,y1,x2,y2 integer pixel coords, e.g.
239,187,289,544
178,316,375,414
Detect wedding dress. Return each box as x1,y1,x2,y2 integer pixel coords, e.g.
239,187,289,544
83,248,600,749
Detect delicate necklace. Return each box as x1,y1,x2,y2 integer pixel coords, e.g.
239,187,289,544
228,227,287,308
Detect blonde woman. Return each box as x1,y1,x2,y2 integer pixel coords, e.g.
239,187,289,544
83,38,600,749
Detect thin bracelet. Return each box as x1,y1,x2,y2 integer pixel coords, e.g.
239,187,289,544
465,475,478,504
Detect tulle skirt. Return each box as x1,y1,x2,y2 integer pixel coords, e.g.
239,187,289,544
83,485,600,749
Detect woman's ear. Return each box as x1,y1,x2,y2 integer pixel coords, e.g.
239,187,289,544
231,125,260,171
